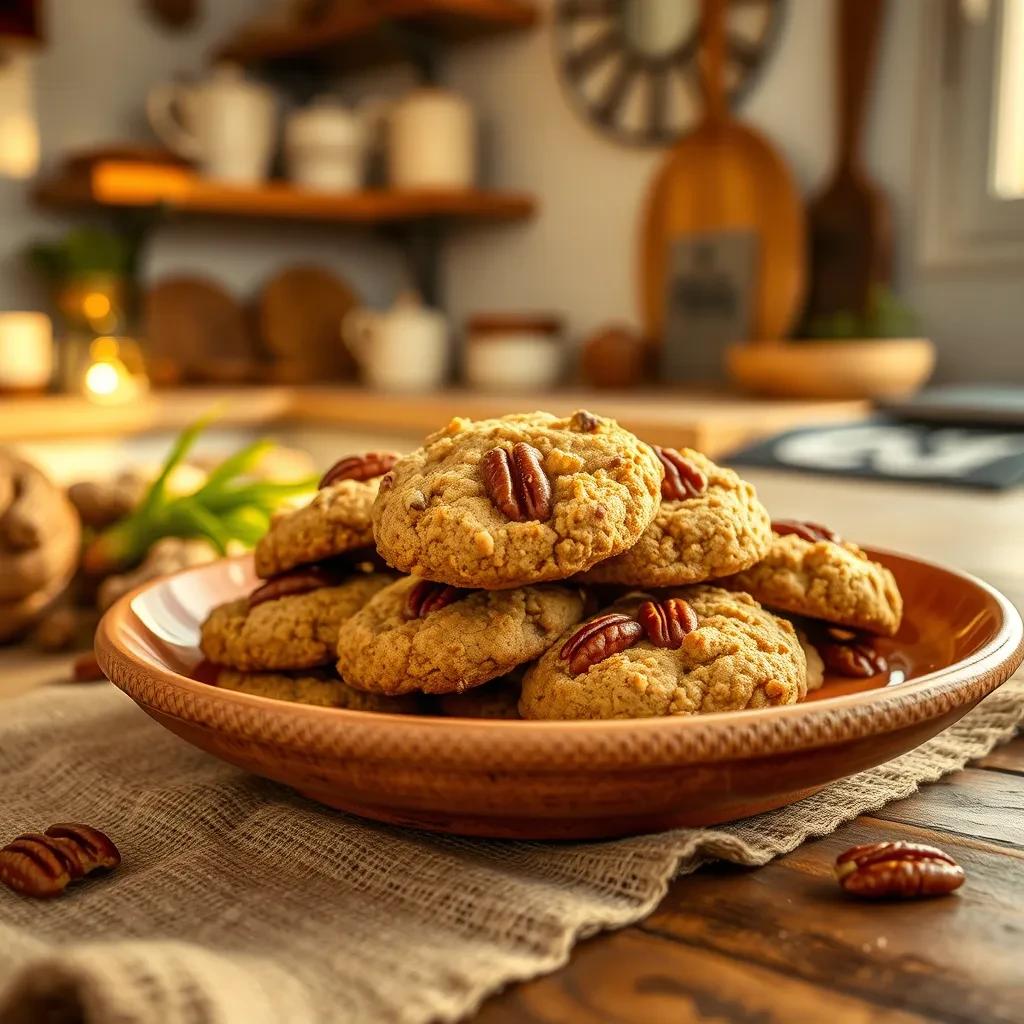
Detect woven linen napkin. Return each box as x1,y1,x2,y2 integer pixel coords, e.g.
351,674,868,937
0,672,1020,1024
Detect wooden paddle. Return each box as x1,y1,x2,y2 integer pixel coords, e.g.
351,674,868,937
802,0,891,330
639,0,805,347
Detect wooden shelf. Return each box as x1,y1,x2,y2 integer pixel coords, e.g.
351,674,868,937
215,0,538,68
35,161,537,226
1,386,869,457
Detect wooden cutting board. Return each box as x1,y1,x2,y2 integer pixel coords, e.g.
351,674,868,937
639,0,805,347
803,0,891,329
256,265,359,383
143,276,257,385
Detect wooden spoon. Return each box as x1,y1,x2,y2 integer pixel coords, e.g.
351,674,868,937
639,0,805,346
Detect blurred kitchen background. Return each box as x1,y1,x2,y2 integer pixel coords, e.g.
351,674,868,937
1,0,1023,674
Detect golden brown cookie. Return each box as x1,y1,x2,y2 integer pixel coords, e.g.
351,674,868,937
254,451,399,578
337,575,585,696
200,572,391,671
371,411,663,589
519,587,807,720
216,667,423,713
580,447,771,586
725,521,903,637
435,673,523,719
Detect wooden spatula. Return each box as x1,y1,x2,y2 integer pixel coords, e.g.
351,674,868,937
802,0,891,330
639,0,805,347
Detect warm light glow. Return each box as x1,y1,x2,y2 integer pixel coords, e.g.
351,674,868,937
994,0,1024,197
0,53,39,179
84,360,122,397
82,292,112,323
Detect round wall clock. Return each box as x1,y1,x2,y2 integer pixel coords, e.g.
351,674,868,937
555,0,786,147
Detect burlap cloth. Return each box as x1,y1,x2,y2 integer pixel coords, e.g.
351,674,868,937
1,672,1021,1024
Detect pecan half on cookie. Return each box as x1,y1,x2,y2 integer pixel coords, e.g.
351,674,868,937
482,443,552,523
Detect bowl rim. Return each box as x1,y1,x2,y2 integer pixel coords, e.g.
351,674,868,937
95,550,1024,770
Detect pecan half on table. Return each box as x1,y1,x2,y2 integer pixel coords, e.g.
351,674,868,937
560,613,643,675
482,443,552,523
835,842,965,899
319,451,400,489
653,447,708,501
0,823,120,899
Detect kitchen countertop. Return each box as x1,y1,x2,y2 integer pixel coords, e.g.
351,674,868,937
2,466,1021,1021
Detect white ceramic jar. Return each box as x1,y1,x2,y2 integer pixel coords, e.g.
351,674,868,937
0,312,52,393
285,98,367,192
463,314,564,392
388,87,475,190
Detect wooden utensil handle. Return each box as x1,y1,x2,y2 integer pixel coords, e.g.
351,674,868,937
699,0,728,125
837,0,887,171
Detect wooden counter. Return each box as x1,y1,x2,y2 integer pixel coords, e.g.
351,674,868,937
0,387,868,457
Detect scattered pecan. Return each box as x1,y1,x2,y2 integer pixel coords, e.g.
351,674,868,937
560,613,643,675
71,652,106,683
835,842,965,900
638,598,698,649
482,443,552,522
569,410,601,433
319,451,400,489
405,579,466,618
819,639,888,678
771,519,841,543
653,446,708,501
0,823,120,899
248,563,348,608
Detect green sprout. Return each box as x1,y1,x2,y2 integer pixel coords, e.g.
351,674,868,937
82,414,317,574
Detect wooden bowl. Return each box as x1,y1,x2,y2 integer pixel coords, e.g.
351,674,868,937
727,338,936,400
96,552,1022,840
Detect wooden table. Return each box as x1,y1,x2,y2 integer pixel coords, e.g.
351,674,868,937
1,468,1021,1023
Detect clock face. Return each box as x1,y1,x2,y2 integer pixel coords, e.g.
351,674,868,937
555,0,786,147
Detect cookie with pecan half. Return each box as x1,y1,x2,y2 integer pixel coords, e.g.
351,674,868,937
581,447,772,587
371,411,663,589
337,575,585,695
725,522,903,637
519,587,806,720
254,451,400,578
200,572,392,671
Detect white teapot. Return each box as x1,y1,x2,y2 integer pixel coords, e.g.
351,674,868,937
147,64,277,184
343,292,448,392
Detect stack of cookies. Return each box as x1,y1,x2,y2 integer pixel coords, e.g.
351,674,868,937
199,410,903,720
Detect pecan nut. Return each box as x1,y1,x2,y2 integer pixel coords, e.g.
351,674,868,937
819,639,888,678
560,613,643,675
835,841,965,899
653,446,708,501
405,579,467,618
0,823,120,899
319,451,400,489
569,409,601,433
771,519,841,543
638,598,698,649
248,562,348,608
482,443,552,522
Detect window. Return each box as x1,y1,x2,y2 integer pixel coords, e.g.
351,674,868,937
920,0,1024,267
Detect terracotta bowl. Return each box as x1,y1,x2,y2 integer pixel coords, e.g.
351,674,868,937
96,552,1023,840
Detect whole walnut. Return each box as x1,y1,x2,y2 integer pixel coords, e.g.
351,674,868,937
579,324,647,389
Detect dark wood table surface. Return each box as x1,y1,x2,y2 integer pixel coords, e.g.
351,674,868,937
474,734,1024,1023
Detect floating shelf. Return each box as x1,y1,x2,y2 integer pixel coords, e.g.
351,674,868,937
35,161,537,226
215,0,538,69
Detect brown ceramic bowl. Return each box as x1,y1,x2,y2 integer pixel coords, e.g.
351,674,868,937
96,551,1023,840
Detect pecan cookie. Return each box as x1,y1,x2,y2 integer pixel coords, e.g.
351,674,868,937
200,571,392,671
337,575,585,695
580,447,771,586
216,667,423,713
435,672,524,719
519,587,807,720
254,451,398,578
371,411,663,589
725,521,903,637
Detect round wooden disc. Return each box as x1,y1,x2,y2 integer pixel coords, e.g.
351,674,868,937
143,276,257,385
257,265,360,382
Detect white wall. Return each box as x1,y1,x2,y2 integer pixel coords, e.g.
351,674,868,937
444,0,1024,382
2,0,1019,382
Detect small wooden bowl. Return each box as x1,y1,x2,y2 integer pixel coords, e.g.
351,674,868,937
96,552,1022,840
727,338,935,400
